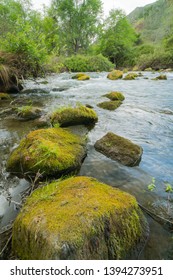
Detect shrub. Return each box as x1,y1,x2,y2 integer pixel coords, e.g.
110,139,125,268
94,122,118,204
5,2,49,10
64,54,114,72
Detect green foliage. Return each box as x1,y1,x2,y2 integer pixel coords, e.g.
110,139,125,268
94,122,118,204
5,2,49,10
50,0,102,55
137,49,173,70
97,9,138,67
64,54,113,72
147,177,156,192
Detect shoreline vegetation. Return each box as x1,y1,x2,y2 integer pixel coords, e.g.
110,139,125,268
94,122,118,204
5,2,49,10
1,0,173,93
0,0,173,260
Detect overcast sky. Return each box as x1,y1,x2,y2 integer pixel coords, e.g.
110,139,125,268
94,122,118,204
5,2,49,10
32,0,157,15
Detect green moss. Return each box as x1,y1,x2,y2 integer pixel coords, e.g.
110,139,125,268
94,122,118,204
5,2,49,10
97,100,122,111
6,127,86,178
12,176,148,260
72,73,90,80
123,73,138,80
107,70,123,80
153,74,167,80
104,91,125,101
51,105,98,127
15,105,42,120
0,92,11,100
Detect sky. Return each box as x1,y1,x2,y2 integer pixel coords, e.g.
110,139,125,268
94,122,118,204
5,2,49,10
32,0,157,15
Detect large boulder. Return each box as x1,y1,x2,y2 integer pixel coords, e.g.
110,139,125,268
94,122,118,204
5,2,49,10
97,100,122,111
12,176,148,260
107,70,123,80
94,132,143,166
51,105,98,127
6,128,86,178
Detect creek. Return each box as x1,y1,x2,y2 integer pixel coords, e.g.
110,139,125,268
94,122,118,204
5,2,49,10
0,71,173,259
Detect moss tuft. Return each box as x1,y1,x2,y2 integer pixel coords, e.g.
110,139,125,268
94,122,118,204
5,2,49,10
12,176,148,260
15,105,42,120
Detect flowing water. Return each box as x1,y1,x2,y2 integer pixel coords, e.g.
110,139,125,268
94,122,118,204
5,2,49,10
0,71,173,259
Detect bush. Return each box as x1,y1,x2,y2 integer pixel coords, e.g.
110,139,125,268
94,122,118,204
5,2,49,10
64,54,114,72
137,50,173,70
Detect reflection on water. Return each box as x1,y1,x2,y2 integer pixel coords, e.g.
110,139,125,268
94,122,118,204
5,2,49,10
0,71,173,259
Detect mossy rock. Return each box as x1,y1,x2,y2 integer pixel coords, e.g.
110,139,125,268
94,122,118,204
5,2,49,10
97,100,122,111
153,74,167,80
104,91,125,101
72,73,90,80
144,67,153,71
15,105,42,120
107,70,123,80
94,132,143,166
12,176,148,260
0,93,11,100
50,105,98,127
123,73,138,80
6,128,86,178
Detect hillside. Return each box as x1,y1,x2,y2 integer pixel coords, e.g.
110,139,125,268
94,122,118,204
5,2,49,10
128,0,173,43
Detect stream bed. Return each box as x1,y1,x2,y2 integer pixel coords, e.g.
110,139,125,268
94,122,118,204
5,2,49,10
0,71,173,259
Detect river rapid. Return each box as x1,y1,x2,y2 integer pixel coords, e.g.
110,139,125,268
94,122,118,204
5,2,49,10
0,71,173,259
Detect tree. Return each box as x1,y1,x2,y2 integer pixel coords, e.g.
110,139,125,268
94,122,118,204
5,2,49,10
50,0,102,55
98,9,138,67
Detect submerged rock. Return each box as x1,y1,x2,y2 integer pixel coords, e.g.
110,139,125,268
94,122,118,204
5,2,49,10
6,128,86,178
107,70,123,80
94,132,143,166
51,105,98,127
97,100,122,111
153,74,167,80
72,73,90,80
15,105,42,120
12,176,148,260
104,91,125,101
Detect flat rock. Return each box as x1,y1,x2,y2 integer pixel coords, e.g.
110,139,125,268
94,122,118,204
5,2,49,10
94,132,143,166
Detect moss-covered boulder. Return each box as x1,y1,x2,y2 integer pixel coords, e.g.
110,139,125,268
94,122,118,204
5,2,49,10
0,92,11,100
72,73,90,80
144,67,153,71
15,105,42,120
51,105,98,127
123,73,138,80
94,132,143,166
6,128,86,178
107,70,123,80
153,74,167,80
12,176,148,260
104,91,125,101
97,100,122,111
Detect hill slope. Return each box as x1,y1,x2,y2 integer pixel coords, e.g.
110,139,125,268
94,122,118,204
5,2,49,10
128,0,173,43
